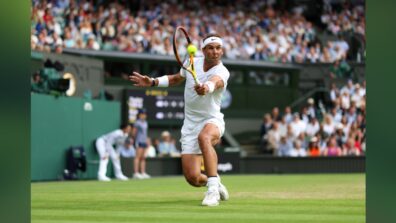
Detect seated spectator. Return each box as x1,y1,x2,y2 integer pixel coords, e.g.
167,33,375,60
271,107,282,122
306,117,320,137
290,113,306,138
329,107,343,125
260,113,273,139
323,136,342,156
322,114,336,137
118,137,136,158
335,123,347,147
278,116,288,137
263,121,281,154
158,131,179,157
329,60,352,79
296,132,309,149
289,140,307,157
308,137,321,157
277,136,293,157
283,106,293,124
145,137,157,158
306,98,317,119
342,137,361,156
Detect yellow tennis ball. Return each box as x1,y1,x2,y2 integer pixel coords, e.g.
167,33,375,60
187,44,197,55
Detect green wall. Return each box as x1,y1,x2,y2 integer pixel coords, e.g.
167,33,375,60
31,94,120,181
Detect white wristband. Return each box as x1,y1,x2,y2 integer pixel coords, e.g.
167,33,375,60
205,81,215,93
156,76,169,87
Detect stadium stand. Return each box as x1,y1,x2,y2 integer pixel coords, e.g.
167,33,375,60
31,0,365,63
260,79,366,157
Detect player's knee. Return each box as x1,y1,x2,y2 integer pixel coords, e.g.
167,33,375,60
198,133,211,148
184,173,201,187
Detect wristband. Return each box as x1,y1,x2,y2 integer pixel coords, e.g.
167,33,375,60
205,81,215,93
151,78,155,87
156,76,169,87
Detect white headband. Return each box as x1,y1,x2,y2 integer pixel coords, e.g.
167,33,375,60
202,36,223,48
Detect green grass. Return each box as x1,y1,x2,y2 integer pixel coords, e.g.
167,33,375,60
31,174,365,223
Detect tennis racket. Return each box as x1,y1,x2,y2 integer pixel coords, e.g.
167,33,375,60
173,26,200,85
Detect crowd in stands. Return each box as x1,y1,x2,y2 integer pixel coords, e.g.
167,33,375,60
31,0,365,63
118,130,181,159
260,79,366,157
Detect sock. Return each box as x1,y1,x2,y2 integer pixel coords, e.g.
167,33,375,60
207,176,219,192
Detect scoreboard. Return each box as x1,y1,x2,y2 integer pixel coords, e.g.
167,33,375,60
125,89,184,124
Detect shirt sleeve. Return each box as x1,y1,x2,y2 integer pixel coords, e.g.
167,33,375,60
212,66,230,88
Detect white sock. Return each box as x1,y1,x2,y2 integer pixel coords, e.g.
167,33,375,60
207,176,219,192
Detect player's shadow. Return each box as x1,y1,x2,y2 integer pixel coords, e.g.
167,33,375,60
122,199,202,207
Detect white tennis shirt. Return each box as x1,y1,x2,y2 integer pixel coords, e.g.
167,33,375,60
180,57,230,123
100,129,128,146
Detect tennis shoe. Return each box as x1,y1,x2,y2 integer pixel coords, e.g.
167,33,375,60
141,172,151,179
116,174,129,181
202,190,220,206
133,173,144,179
98,175,111,182
217,174,229,201
219,182,229,201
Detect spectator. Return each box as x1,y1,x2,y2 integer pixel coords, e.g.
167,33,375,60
263,121,281,155
322,114,336,137
308,137,321,157
158,131,179,157
329,83,339,103
306,117,320,137
118,137,136,158
335,123,347,147
283,106,293,124
329,60,352,79
290,113,306,138
329,107,343,125
289,140,307,157
260,113,273,140
306,98,317,119
132,109,151,179
271,107,282,122
30,0,364,63
323,136,342,156
278,116,288,137
145,137,157,158
342,137,361,156
277,136,293,157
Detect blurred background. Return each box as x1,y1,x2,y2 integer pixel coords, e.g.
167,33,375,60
30,0,365,181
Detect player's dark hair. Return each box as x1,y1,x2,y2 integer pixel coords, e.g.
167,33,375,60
120,123,130,130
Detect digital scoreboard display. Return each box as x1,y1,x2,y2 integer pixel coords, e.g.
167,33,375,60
125,89,185,124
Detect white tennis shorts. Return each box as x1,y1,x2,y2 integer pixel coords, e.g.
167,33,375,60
180,118,225,154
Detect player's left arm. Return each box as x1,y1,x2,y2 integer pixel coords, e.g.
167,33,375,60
194,75,225,96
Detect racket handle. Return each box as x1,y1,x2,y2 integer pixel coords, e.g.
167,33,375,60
194,78,201,85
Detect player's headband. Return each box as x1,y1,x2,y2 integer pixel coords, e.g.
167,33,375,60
202,36,223,48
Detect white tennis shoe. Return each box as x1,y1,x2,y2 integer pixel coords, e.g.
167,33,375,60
98,175,111,182
116,174,129,181
202,190,220,206
219,182,229,201
217,174,229,201
141,172,151,179
133,173,144,179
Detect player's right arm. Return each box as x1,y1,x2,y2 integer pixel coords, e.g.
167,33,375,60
129,71,185,87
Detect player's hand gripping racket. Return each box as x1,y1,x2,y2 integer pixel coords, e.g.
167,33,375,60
173,26,200,85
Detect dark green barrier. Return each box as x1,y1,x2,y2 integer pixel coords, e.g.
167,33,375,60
31,94,120,181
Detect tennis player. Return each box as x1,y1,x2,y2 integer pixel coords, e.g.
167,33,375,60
129,34,230,206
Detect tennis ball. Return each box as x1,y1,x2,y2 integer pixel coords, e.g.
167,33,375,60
187,44,197,55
